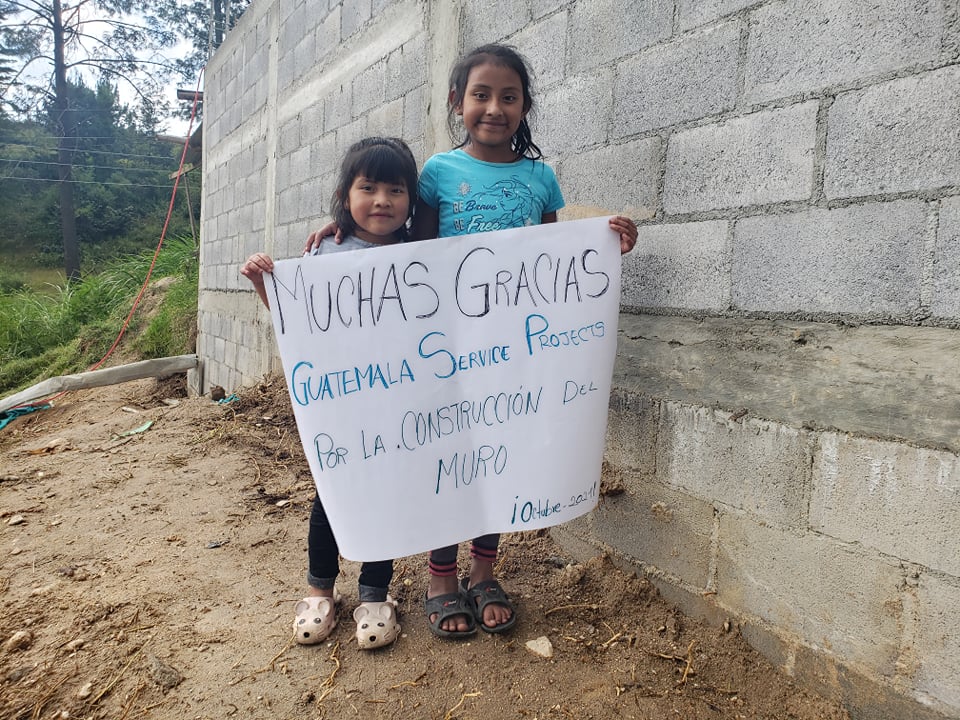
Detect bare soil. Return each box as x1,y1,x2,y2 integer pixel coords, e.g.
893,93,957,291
0,374,851,720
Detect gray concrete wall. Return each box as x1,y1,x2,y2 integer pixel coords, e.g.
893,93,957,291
198,1,960,717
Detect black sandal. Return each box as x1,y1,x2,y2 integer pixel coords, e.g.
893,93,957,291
461,578,517,634
423,591,478,638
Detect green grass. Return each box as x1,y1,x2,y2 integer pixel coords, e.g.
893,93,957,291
133,264,199,359
0,236,199,398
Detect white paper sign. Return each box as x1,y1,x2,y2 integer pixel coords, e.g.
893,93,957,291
266,216,621,560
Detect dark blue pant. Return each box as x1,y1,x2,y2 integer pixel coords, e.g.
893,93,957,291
307,494,392,601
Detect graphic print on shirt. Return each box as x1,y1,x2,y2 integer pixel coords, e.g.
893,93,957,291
451,176,537,234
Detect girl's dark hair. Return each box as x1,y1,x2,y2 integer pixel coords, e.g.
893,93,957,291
331,137,419,240
447,43,543,160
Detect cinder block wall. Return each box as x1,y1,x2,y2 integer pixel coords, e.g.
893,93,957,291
198,1,960,716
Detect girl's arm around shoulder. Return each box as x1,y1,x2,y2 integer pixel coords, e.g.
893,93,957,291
304,221,343,253
240,252,274,308
411,199,439,241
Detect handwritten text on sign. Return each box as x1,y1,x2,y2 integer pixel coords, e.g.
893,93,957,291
267,217,621,561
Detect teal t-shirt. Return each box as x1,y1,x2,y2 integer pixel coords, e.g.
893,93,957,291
418,149,565,237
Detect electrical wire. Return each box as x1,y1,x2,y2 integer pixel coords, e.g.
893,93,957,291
16,69,205,409
0,142,184,161
0,176,177,188
0,158,175,173
0,135,181,143
0,157,173,173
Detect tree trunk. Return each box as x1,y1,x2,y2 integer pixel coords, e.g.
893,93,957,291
52,0,81,282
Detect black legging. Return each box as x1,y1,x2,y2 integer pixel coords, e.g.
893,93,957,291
308,494,393,597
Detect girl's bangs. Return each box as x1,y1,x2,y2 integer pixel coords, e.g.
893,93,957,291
356,144,407,186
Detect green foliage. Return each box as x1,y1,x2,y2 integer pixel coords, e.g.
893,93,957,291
0,267,25,293
0,235,198,396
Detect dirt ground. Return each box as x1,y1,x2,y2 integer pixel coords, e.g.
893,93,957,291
0,374,851,720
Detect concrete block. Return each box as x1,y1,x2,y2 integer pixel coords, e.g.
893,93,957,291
217,165,229,195
812,433,960,577
386,34,427,102
570,0,673,72
532,0,566,19
315,6,341,65
613,20,740,137
254,76,269,111
365,96,404,141
677,0,758,30
825,66,960,199
226,105,241,136
915,573,960,711
218,266,230,295
320,173,339,216
341,0,371,39
278,0,296,25
402,85,426,144
947,0,960,60
274,155,290,193
187,362,204,398
549,523,604,565
288,145,311,185
593,479,715,588
310,133,339,179
278,186,299,225
535,68,614,157
352,61,385,117
407,139,424,168
292,33,317,87
223,339,236,371
299,103,324,146
731,200,926,316
933,195,960,320
243,41,269,86
242,22,261,67
745,0,942,104
736,619,952,720
511,11,568,90
622,220,730,311
239,87,258,121
605,390,658,476
335,118,369,155
279,1,306,59
462,0,530,47
717,515,904,672
292,109,323,149
664,102,817,214
323,83,353,131
657,402,812,525
238,146,254,179
255,10,272,48
298,179,324,221
214,336,227,365
559,136,660,219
